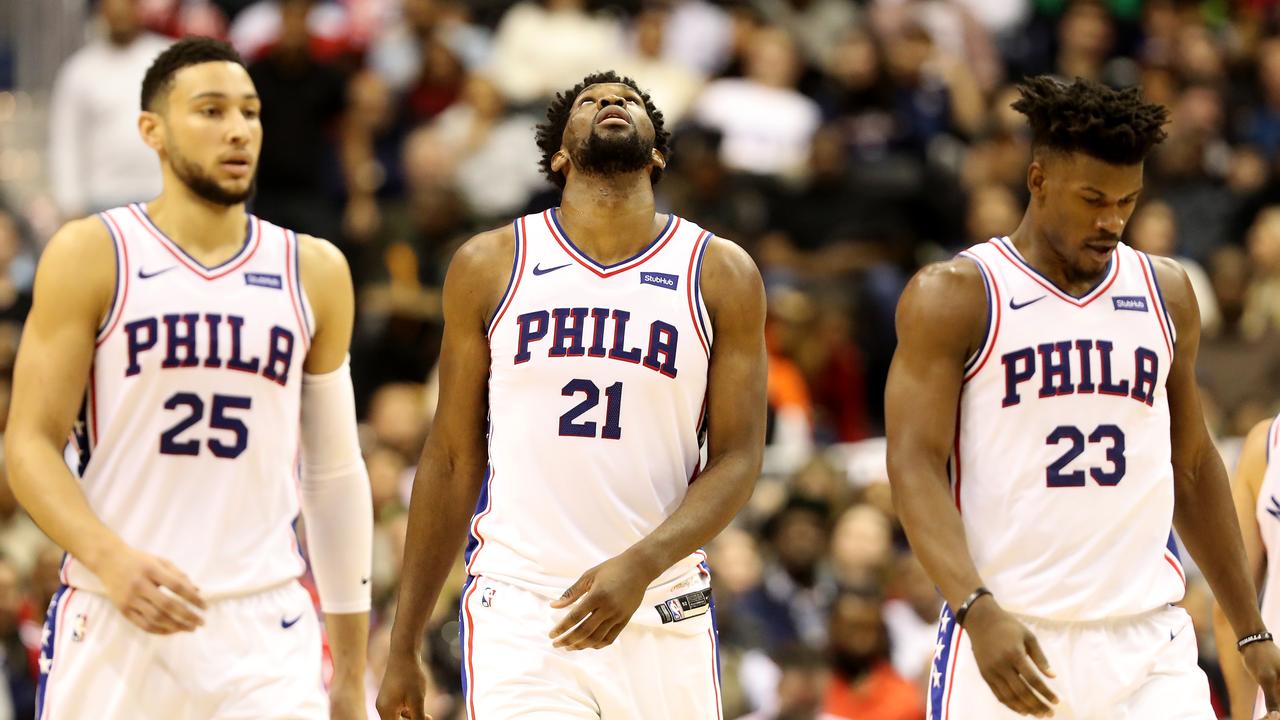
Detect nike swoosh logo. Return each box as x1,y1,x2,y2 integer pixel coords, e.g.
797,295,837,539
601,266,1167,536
1008,295,1046,310
532,263,571,276
137,266,176,279
281,614,302,629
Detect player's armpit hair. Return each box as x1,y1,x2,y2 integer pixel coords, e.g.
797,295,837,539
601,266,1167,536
1011,76,1170,165
535,70,671,189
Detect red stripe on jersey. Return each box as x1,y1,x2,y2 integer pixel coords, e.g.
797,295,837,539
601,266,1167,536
545,210,681,279
88,373,98,449
127,204,262,281
951,402,963,511
942,626,964,719
465,468,497,575
961,253,1002,382
40,588,76,720
283,227,311,354
990,238,1120,308
1164,552,1185,585
96,212,131,346
461,581,481,720
708,627,723,717
487,218,527,340
686,231,711,358
1137,252,1173,356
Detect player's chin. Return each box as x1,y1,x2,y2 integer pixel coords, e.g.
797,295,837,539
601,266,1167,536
218,176,255,196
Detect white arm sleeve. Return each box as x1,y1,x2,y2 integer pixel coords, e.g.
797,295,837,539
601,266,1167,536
300,359,373,614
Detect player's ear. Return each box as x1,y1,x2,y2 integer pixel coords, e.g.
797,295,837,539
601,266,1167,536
550,150,569,174
650,149,666,170
138,110,165,153
1027,160,1047,202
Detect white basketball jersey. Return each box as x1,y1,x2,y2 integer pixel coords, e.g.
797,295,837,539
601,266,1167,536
955,237,1183,621
63,203,314,598
469,209,714,595
1255,416,1280,637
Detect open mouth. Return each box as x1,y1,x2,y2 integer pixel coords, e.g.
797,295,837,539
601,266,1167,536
595,106,632,127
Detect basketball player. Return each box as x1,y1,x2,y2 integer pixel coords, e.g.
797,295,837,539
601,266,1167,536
375,70,767,719
885,75,1280,718
6,37,373,719
1213,415,1280,719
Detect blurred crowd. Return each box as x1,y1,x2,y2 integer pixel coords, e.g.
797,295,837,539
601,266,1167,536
3,0,1280,717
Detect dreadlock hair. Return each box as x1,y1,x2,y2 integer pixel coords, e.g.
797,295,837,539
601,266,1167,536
535,71,671,189
141,36,246,112
1011,75,1169,166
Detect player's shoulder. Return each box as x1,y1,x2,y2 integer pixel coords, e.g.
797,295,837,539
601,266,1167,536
32,216,117,317
296,233,351,281
699,234,762,295
438,223,519,327
1144,253,1189,285
295,234,354,329
448,223,517,284
700,234,758,279
896,257,988,348
904,256,987,306
1139,252,1195,325
41,216,115,276
694,233,765,322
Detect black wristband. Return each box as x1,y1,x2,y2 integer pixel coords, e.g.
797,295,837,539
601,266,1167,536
955,586,993,627
1238,631,1274,651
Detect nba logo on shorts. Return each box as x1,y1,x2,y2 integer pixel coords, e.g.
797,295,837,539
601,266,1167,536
481,587,496,608
72,613,87,642
665,598,683,621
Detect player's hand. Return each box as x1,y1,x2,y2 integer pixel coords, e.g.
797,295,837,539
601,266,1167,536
1240,639,1280,719
96,545,206,634
549,552,653,650
962,597,1058,717
375,651,431,720
329,673,369,720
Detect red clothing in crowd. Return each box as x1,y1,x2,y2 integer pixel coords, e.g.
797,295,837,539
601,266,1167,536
823,662,924,720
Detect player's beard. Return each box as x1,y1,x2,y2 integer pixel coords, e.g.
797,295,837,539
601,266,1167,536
571,126,654,179
169,145,256,206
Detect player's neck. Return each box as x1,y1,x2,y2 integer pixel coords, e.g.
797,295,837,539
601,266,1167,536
1007,219,1105,297
558,175,662,265
145,190,249,266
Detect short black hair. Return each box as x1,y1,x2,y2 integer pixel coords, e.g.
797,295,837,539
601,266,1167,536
141,36,246,112
534,71,671,189
1011,75,1169,166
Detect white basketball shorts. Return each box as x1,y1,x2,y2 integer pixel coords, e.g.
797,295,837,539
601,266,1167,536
459,569,724,719
36,580,327,719
928,603,1213,720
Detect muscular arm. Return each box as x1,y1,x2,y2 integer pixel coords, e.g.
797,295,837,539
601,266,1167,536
1213,420,1270,720
385,228,510,660
1159,257,1268,642
887,259,1059,715
298,236,372,695
625,237,767,581
6,218,124,572
885,259,989,611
